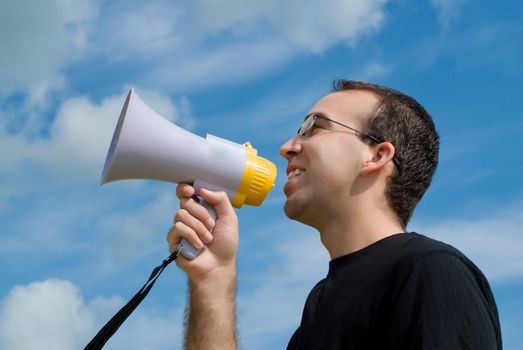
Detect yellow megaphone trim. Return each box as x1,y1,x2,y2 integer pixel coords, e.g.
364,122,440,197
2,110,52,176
232,143,277,208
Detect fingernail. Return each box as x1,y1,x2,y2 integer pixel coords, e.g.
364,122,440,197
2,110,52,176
204,231,213,242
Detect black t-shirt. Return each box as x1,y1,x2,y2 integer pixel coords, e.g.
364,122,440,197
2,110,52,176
287,232,502,350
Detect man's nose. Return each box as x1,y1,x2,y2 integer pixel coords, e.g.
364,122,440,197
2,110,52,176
280,136,302,161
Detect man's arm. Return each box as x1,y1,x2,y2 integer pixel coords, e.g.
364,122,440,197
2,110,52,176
167,184,239,350
185,266,237,349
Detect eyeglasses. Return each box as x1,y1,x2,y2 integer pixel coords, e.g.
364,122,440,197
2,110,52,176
297,113,381,142
297,113,401,169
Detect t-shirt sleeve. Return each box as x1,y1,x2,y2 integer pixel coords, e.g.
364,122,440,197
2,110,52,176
286,328,299,350
387,251,501,350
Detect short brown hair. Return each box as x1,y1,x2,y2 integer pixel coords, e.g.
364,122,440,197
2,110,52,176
332,80,439,226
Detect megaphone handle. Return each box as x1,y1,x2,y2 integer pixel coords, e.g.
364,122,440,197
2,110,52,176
178,197,217,260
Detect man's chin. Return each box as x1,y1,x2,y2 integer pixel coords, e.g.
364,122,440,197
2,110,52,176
283,199,305,222
283,195,324,229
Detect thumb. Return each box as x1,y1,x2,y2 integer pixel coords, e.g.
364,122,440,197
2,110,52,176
199,188,235,218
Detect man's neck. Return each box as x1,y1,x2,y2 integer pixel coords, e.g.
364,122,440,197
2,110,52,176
318,204,405,259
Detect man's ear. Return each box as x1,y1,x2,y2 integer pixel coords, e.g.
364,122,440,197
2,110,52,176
361,142,396,176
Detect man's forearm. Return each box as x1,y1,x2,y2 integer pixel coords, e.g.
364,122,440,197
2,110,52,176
184,267,238,350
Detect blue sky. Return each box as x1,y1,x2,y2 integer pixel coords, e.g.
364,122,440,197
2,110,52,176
1,0,522,349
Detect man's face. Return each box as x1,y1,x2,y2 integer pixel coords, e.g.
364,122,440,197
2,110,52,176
280,90,379,227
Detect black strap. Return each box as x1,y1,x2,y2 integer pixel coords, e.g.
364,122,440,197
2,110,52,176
84,250,179,350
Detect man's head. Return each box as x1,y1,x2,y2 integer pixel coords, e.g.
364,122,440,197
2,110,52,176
280,80,439,228
332,80,439,226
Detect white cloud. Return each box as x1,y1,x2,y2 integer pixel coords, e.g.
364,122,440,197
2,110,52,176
355,62,393,81
150,37,294,91
193,0,388,52
0,0,390,99
431,0,468,29
0,279,184,350
8,0,389,99
121,0,388,92
0,0,98,102
107,308,184,350
98,1,183,61
0,279,122,350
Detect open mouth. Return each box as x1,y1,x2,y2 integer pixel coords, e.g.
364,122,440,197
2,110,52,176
287,168,303,180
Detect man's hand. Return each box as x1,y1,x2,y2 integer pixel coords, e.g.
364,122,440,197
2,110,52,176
167,183,239,350
167,183,239,280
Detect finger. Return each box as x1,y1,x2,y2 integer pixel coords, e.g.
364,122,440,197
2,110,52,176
199,188,235,219
176,183,195,199
167,221,204,252
175,208,214,244
179,197,216,230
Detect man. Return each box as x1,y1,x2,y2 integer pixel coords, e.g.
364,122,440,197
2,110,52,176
167,80,502,349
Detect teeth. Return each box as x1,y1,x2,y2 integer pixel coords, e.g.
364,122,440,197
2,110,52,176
287,169,302,180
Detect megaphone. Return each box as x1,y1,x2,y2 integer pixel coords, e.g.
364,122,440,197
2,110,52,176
101,89,277,259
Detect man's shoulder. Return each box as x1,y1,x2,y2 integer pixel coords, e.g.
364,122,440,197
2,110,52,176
388,232,475,277
399,232,465,260
395,232,489,288
388,234,502,350
391,233,495,308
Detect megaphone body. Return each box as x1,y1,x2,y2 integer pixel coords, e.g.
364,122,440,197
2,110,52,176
101,89,277,259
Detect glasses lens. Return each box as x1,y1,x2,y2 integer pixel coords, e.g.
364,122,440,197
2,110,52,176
297,115,315,136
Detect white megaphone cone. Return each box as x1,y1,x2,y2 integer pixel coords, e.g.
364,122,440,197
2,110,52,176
101,89,277,260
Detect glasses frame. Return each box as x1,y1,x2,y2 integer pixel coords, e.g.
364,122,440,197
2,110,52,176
297,113,401,169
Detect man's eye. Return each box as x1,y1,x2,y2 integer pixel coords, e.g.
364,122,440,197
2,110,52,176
308,124,324,136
